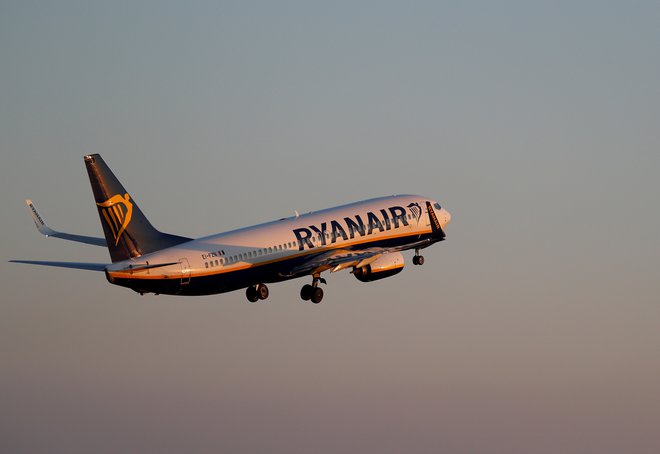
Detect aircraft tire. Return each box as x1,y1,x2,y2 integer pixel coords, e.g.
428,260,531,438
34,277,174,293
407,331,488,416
310,287,324,304
417,256,424,266
246,286,259,303
300,284,313,301
257,284,269,300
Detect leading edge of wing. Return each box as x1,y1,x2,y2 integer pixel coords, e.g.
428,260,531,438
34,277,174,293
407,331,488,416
9,260,109,271
285,248,384,277
25,199,107,247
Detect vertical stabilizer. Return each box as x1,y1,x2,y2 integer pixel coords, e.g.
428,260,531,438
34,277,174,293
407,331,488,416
84,154,191,262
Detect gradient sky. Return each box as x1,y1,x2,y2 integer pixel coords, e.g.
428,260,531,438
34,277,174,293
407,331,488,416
1,1,659,453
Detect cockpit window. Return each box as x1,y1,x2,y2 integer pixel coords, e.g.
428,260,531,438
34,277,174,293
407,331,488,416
434,202,442,210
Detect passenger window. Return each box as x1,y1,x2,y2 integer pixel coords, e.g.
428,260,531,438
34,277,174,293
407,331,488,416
215,260,219,266
205,262,209,268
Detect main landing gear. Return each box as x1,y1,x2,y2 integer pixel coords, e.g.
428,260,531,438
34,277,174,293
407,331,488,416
246,283,269,303
412,248,425,266
300,273,326,304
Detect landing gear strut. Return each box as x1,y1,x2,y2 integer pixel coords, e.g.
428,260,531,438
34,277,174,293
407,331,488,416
412,249,425,266
300,273,325,304
246,283,269,303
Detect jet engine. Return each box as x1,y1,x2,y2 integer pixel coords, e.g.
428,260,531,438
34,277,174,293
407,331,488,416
353,252,404,282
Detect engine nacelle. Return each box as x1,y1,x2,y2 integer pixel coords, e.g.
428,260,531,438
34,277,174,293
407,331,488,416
353,252,405,282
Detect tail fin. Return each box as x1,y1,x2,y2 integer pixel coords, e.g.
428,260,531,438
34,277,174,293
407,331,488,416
84,154,191,262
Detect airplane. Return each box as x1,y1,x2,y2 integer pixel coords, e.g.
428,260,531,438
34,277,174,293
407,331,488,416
11,154,451,303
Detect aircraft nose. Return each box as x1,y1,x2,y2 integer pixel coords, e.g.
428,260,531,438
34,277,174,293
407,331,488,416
440,208,451,227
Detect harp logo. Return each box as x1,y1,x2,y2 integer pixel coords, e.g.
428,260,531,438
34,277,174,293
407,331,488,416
97,193,133,245
407,202,422,224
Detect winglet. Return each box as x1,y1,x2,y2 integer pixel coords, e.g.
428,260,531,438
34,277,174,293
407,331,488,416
26,199,56,237
23,199,107,247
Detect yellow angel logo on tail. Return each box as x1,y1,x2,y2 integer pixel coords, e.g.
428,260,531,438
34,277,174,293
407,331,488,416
97,193,133,245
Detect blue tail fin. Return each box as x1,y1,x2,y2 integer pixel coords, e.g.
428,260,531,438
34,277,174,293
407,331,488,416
84,154,191,262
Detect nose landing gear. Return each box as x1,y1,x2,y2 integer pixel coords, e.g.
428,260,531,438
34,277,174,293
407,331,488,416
412,249,425,266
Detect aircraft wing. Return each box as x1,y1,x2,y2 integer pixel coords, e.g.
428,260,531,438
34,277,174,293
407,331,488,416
9,260,109,271
284,236,442,278
25,199,107,246
285,248,385,277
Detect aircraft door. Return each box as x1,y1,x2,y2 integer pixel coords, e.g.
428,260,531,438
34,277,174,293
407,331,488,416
425,201,444,238
179,258,191,285
425,201,432,227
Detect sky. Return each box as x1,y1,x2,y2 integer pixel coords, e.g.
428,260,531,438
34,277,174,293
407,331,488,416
1,1,659,452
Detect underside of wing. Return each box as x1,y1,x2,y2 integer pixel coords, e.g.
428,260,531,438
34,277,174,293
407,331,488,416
282,235,442,279
285,248,386,277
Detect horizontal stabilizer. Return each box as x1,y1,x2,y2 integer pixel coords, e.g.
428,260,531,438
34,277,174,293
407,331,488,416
26,200,107,247
9,260,108,271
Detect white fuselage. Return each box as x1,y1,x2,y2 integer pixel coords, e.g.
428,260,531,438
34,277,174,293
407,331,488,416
105,194,450,295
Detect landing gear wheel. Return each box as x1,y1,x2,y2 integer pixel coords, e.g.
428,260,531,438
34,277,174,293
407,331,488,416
256,284,269,300
417,255,424,266
310,287,324,304
246,286,259,303
300,284,314,301
412,256,418,265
